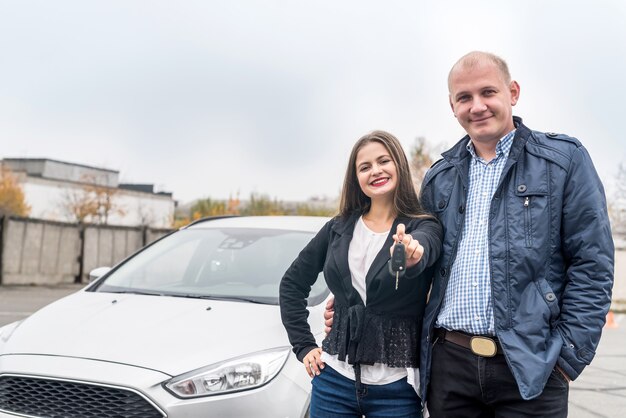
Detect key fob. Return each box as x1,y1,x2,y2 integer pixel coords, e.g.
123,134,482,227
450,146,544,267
389,242,406,277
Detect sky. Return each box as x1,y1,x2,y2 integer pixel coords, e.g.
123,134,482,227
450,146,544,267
1,0,625,204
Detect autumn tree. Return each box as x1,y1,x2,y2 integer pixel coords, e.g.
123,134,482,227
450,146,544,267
89,183,125,225
173,193,335,227
295,200,337,216
62,174,124,224
62,188,99,223
240,193,288,216
226,194,241,215
191,195,240,220
190,198,228,219
172,195,241,228
410,136,435,194
0,165,31,217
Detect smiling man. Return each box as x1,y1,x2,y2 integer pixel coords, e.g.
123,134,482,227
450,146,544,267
448,55,519,160
419,51,614,417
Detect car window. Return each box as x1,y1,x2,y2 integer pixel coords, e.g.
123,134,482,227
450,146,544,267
93,228,327,305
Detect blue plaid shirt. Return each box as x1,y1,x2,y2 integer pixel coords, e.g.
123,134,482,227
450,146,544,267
436,130,515,336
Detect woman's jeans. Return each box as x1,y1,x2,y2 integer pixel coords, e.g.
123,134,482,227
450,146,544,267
310,365,422,418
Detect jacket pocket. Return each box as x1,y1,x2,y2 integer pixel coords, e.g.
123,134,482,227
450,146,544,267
515,190,548,249
523,196,532,248
514,159,550,250
535,277,560,324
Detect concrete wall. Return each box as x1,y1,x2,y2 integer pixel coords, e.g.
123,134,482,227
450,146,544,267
1,218,80,285
0,217,173,285
81,225,144,281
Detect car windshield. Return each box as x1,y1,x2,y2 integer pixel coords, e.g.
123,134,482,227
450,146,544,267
92,227,327,305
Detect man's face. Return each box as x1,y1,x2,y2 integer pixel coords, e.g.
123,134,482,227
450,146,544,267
448,62,520,146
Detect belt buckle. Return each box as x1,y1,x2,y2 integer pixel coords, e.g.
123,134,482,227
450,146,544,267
470,336,497,357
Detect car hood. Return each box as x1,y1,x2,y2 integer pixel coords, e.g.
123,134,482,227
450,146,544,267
0,290,301,377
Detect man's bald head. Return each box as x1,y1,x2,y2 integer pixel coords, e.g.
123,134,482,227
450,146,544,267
448,51,511,92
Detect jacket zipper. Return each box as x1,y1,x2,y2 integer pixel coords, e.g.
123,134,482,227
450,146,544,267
524,196,532,247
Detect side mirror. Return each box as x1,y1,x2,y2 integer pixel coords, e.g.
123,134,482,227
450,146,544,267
89,267,112,282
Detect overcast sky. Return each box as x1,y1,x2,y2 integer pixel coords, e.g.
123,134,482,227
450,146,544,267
1,0,624,204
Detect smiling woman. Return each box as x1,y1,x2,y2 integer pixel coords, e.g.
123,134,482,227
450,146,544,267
279,130,443,418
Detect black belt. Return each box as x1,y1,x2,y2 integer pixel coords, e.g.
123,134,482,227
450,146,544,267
435,328,503,357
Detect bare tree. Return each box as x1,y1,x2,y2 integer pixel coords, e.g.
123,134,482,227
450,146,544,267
410,137,435,193
61,174,125,224
61,187,99,223
135,201,155,226
87,181,125,225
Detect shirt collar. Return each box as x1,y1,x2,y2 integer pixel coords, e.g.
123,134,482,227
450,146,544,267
466,129,516,162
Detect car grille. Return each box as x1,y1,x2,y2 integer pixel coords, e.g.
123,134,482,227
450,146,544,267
0,375,165,418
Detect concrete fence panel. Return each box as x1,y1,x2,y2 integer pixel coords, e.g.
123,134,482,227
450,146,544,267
81,225,148,282
1,218,80,285
1,217,173,285
2,219,26,276
145,228,173,245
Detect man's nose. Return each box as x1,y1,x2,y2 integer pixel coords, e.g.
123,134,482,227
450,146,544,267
470,97,487,113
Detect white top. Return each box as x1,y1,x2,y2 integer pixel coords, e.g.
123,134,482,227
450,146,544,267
321,216,419,391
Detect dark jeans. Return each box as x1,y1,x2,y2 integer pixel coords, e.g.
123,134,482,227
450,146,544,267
311,365,422,418
427,337,568,418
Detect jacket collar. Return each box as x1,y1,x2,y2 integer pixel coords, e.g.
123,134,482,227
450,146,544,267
442,116,528,161
441,116,530,187
499,117,531,184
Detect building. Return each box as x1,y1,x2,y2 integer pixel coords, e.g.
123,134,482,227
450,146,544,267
2,158,175,228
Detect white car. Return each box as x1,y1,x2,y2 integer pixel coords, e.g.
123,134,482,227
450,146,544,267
0,216,330,418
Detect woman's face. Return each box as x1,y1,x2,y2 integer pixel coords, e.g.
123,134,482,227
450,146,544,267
355,141,397,202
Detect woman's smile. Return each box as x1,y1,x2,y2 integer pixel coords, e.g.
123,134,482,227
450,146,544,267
370,177,390,187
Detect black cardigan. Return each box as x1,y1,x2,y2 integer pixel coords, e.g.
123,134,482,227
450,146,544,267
279,213,443,366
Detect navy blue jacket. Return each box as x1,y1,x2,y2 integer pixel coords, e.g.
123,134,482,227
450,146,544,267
420,117,614,400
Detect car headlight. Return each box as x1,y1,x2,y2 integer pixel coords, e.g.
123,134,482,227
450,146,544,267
164,347,291,398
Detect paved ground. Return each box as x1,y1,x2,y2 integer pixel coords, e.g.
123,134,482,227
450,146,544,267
0,283,85,326
612,250,626,308
569,314,626,418
0,284,624,417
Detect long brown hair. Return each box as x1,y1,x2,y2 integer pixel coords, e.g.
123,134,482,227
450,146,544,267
339,130,430,219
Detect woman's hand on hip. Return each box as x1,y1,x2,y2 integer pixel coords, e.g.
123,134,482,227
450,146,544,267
303,347,325,378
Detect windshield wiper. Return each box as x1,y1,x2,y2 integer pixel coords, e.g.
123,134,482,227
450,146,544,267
103,289,273,304
173,294,273,304
106,290,165,297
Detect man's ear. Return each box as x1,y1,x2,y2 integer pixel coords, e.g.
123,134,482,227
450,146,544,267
510,80,520,106
449,95,456,116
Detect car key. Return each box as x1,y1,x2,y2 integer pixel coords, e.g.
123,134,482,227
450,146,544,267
389,242,406,290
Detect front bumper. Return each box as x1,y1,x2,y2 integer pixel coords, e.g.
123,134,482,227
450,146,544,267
0,354,310,418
